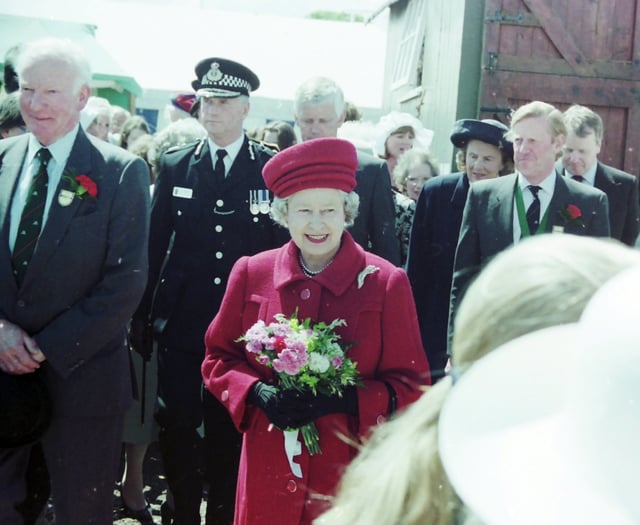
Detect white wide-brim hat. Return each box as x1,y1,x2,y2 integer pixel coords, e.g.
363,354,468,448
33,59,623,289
439,265,640,525
373,111,434,157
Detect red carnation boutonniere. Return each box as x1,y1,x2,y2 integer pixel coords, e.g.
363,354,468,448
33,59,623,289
559,204,584,228
59,169,99,207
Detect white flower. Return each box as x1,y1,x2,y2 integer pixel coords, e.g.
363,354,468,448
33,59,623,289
308,352,331,373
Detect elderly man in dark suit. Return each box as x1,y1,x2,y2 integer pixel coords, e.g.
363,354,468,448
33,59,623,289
131,57,284,525
406,118,513,381
450,101,611,336
557,104,639,246
293,76,401,265
0,38,149,524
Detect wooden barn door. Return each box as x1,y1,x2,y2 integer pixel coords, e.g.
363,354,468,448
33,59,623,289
478,0,640,176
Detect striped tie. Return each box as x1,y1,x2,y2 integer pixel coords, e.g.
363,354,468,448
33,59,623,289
12,148,51,285
526,185,542,234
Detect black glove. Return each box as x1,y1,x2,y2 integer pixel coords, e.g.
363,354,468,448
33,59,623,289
128,317,153,362
248,382,299,430
278,387,359,428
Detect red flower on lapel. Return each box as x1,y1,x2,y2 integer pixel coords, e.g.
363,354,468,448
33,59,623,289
62,168,99,201
74,175,98,198
559,204,584,227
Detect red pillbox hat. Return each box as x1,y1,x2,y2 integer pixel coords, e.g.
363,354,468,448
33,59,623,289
262,138,358,198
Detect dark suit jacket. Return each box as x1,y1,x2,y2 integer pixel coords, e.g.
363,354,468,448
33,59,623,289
449,173,610,340
349,151,401,266
556,159,639,246
0,129,150,417
135,136,283,355
406,172,468,380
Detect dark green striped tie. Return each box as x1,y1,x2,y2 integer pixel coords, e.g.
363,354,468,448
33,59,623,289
12,148,51,285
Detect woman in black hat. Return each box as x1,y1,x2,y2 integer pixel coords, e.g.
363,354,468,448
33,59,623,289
405,119,514,383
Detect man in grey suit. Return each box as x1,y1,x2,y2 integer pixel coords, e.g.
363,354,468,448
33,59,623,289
558,104,639,246
293,76,401,265
0,38,149,524
450,101,610,332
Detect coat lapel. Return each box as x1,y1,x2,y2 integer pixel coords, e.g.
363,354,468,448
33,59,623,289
593,162,615,195
547,175,575,233
193,140,216,192
450,173,469,209
489,174,517,247
0,136,29,291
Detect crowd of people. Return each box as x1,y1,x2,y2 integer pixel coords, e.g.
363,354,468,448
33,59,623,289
1,35,639,525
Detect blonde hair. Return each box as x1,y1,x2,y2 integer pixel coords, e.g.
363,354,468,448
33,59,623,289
315,380,461,525
453,235,640,368
505,100,566,142
393,148,439,192
316,235,640,525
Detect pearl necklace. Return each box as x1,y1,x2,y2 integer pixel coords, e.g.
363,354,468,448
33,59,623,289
299,253,335,278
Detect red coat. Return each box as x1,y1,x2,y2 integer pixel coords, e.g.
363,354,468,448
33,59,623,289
202,233,430,525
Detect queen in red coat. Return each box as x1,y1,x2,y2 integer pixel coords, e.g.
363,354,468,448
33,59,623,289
201,137,431,525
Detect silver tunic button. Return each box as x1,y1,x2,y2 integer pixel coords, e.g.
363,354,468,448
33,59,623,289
214,277,222,285
216,199,224,207
215,225,223,232
215,252,223,259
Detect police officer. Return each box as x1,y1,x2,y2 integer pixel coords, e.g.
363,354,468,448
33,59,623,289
131,57,285,525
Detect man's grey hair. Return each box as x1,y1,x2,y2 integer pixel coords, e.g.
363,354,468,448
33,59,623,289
293,76,345,119
16,38,91,93
563,104,604,143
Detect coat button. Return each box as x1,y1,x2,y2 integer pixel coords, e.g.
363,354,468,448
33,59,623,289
300,289,311,300
221,390,229,402
215,252,223,259
286,480,297,493
216,199,224,207
215,225,223,232
376,415,386,425
214,277,222,285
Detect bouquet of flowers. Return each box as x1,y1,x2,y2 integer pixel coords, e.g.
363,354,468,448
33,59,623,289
237,312,360,455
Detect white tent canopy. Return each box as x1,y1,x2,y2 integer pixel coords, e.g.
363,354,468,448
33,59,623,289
0,0,387,110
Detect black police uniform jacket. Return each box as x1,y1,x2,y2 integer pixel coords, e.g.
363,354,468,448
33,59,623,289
138,136,285,354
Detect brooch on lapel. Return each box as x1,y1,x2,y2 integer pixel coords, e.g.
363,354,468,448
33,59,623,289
357,265,380,289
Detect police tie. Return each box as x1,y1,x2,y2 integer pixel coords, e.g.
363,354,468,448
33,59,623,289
526,185,542,235
214,149,227,185
12,148,51,285
572,175,585,183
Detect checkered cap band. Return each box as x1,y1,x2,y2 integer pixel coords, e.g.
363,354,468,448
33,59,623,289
201,73,251,92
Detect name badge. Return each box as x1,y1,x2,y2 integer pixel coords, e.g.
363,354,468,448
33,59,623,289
173,186,193,199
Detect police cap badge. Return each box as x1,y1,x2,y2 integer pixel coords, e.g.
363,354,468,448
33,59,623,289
191,57,260,99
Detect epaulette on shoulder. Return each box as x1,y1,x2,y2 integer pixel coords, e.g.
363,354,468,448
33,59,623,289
194,138,206,157
164,139,203,157
249,138,279,153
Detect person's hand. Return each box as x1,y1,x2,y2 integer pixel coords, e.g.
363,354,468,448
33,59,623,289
0,319,45,375
129,317,153,361
279,387,359,427
248,382,299,430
